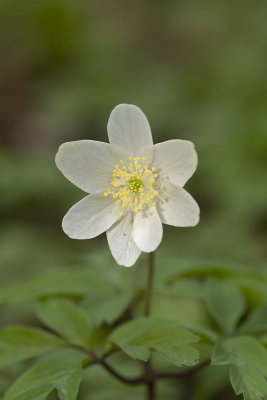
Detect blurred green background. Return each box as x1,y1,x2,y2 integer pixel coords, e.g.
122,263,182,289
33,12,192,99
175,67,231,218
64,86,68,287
0,0,267,398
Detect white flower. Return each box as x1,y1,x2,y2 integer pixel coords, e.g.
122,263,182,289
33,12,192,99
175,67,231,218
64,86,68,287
56,104,199,267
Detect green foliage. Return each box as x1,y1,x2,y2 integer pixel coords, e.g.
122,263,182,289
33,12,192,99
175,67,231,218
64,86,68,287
212,337,267,400
0,268,116,306
239,303,267,334
4,349,86,400
0,262,267,400
0,326,63,369
81,291,132,328
36,299,92,348
109,317,199,367
1,260,267,400
205,278,246,335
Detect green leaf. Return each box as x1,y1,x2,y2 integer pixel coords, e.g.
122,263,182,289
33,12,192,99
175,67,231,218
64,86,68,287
155,258,252,283
37,299,92,348
155,278,205,300
188,324,219,343
156,345,199,367
109,317,199,367
212,336,267,400
6,384,53,400
239,303,267,333
4,349,85,400
0,269,115,306
230,364,267,400
0,326,63,369
205,278,245,334
81,291,132,328
235,277,267,305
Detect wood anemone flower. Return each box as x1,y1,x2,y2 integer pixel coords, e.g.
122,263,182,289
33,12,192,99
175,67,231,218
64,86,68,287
55,104,200,267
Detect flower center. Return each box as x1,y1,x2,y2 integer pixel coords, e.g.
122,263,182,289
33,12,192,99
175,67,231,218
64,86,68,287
126,177,144,195
104,156,159,216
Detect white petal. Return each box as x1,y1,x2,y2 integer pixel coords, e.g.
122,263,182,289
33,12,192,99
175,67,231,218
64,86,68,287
133,206,163,253
107,104,153,156
107,213,141,267
55,140,119,194
62,194,120,239
152,140,198,187
157,181,200,227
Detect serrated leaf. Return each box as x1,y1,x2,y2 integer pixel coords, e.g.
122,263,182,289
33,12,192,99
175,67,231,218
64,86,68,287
239,303,267,333
4,349,85,400
109,317,199,367
81,291,132,328
37,299,92,348
212,336,267,373
205,278,245,334
0,326,63,369
157,345,199,367
230,364,267,400
212,336,267,400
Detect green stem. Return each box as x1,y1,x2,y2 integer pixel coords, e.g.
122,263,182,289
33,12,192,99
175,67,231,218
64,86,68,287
144,252,154,317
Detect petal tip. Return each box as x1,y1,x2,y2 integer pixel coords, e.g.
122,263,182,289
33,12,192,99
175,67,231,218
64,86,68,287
55,141,73,168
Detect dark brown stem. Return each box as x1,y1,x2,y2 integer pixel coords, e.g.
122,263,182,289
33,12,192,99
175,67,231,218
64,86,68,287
147,381,155,400
85,352,209,386
144,252,155,399
154,359,210,380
